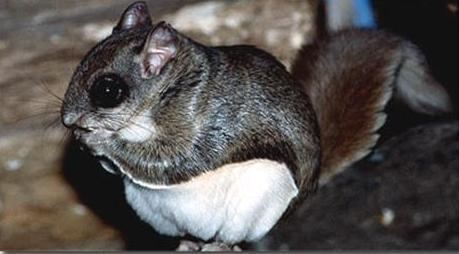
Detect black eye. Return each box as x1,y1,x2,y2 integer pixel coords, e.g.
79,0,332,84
90,74,129,108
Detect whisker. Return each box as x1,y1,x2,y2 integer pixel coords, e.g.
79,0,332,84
41,117,63,138
129,119,155,133
96,111,152,119
104,114,154,134
59,129,72,146
10,111,61,125
45,116,62,129
34,80,64,103
105,116,154,135
31,116,69,148
11,98,62,108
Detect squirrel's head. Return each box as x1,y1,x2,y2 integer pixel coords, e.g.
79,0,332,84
61,1,204,145
60,1,208,181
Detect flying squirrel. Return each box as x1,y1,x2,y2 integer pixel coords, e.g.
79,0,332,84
60,0,452,248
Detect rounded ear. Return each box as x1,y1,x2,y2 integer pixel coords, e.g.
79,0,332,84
113,1,152,33
139,22,178,79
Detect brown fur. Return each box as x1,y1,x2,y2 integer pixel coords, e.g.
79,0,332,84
291,29,452,184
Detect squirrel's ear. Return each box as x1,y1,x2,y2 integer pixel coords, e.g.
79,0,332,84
139,22,178,79
113,1,152,33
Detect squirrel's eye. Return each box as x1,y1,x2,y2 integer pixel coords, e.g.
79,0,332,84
90,74,129,108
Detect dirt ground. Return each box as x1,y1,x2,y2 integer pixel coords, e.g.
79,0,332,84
0,0,457,251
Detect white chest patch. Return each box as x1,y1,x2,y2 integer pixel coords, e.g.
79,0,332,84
123,159,299,244
118,114,155,143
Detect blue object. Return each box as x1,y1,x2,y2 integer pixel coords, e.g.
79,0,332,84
353,0,377,28
325,0,377,29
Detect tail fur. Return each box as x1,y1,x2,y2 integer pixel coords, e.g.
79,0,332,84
293,1,453,185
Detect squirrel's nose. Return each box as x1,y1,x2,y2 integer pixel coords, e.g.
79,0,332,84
61,112,81,128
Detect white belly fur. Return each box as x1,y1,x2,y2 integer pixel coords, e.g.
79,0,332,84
123,159,299,244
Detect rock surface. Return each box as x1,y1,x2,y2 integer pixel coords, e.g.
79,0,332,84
0,0,457,251
254,121,459,250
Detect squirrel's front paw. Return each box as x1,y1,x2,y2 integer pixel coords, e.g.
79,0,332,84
74,129,114,155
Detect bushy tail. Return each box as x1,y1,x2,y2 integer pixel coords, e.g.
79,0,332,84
293,0,453,185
